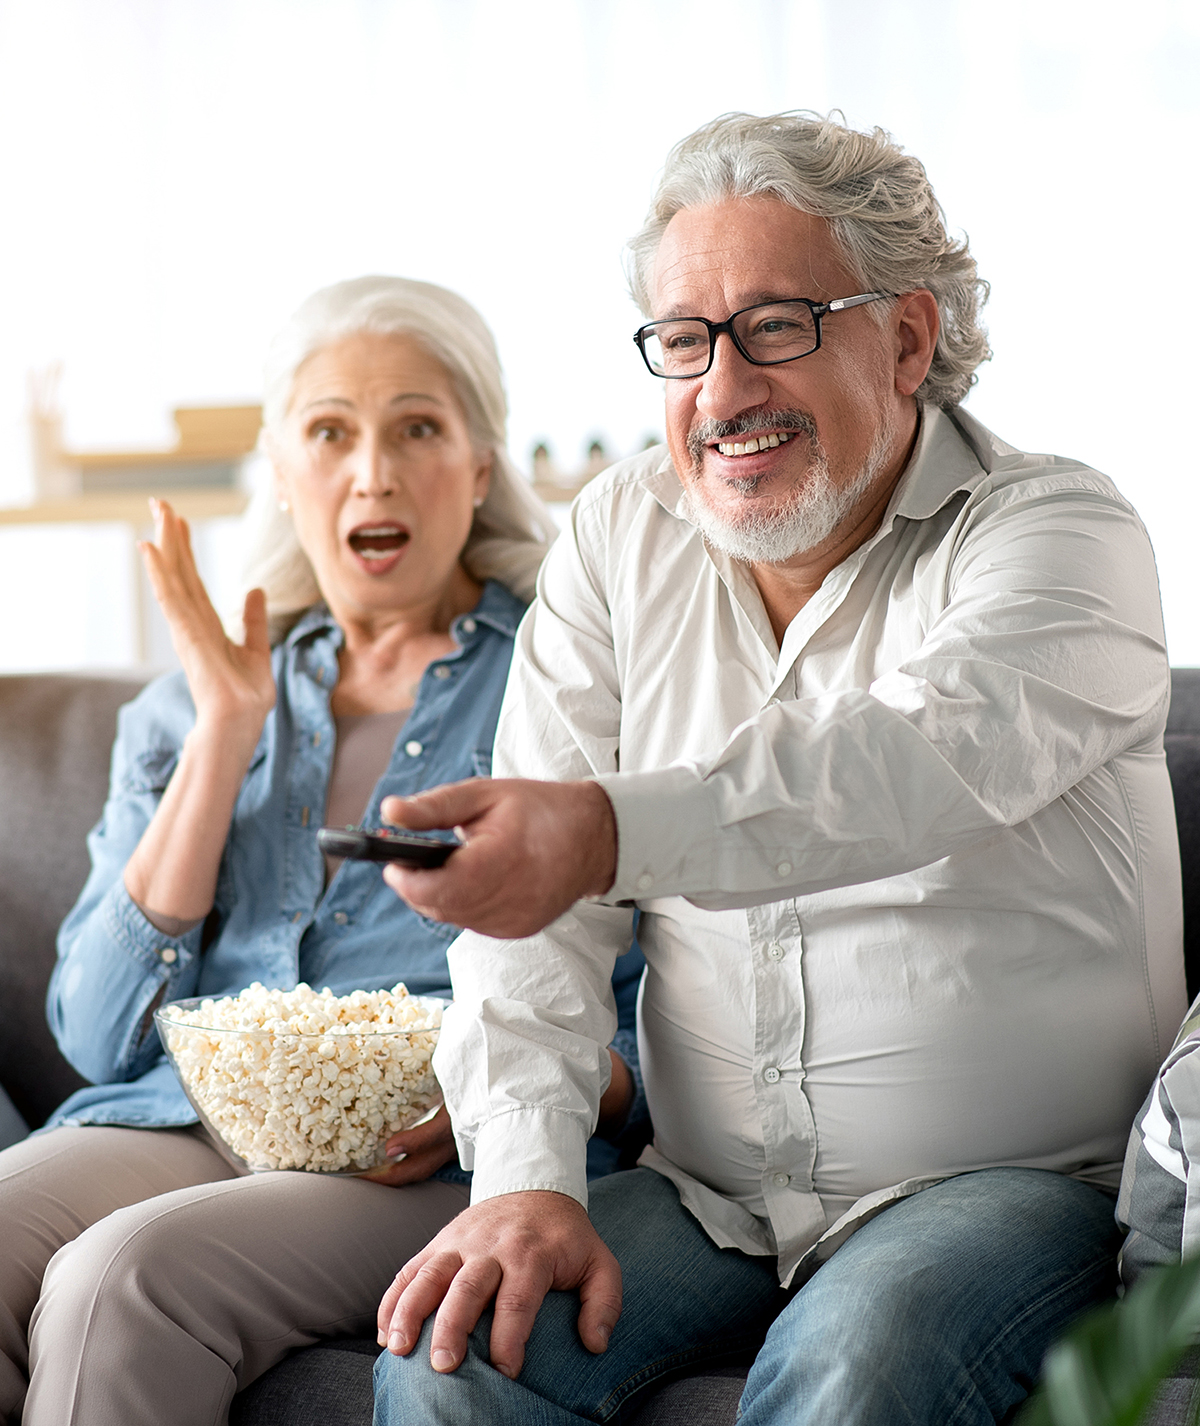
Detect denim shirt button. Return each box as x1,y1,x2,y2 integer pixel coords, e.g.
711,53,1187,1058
405,740,423,757
433,666,451,679
461,618,477,634
333,912,348,925
158,947,177,965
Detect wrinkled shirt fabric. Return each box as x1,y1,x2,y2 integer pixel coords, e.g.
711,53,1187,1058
437,405,1186,1287
45,580,645,1145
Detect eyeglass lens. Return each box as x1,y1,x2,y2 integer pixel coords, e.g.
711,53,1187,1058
640,300,819,376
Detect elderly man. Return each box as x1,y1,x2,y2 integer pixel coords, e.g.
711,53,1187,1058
371,112,1185,1425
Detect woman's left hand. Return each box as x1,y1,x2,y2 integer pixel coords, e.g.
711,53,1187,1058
361,1105,457,1187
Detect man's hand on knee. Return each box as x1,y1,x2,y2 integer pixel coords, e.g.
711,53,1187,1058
377,1189,622,1380
379,778,618,938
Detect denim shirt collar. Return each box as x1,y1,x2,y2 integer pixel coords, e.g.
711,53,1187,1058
284,579,525,656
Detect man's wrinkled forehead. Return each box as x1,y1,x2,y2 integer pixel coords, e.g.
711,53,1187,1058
650,198,854,319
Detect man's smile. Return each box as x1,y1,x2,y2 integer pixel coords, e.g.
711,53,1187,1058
715,431,792,457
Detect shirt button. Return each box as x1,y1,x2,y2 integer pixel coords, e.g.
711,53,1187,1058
405,740,423,757
776,861,792,877
433,665,451,679
636,873,653,892
767,942,786,961
763,1066,782,1084
333,911,348,925
461,618,477,634
772,1172,791,1187
158,947,177,965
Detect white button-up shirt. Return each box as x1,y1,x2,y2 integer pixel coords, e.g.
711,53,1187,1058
438,404,1186,1286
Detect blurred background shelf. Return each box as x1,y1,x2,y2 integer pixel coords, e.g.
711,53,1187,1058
0,488,249,526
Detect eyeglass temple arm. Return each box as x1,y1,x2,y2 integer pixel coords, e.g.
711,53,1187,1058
824,291,892,313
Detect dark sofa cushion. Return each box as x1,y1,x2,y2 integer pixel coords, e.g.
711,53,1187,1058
231,1339,746,1426
0,674,145,1127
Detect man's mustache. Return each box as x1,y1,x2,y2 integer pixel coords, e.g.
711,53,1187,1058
686,409,819,467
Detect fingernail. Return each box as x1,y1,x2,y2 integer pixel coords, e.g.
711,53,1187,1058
432,1349,456,1372
597,1323,611,1345
496,1362,516,1379
388,1332,407,1354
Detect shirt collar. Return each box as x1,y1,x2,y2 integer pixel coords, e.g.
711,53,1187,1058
882,403,990,523
286,602,341,650
459,579,527,639
281,578,527,652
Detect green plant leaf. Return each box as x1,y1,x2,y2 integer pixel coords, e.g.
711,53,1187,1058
1017,1256,1200,1426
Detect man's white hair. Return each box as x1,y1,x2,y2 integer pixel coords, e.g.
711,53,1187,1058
242,275,553,642
627,111,990,408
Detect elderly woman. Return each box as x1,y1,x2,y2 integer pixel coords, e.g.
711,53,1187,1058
0,277,645,1426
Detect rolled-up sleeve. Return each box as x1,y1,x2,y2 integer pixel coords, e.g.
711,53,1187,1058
48,680,204,1084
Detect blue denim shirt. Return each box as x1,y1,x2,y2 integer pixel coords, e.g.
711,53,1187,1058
46,580,646,1168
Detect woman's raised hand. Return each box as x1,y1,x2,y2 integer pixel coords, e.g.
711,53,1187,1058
124,500,279,925
138,499,276,741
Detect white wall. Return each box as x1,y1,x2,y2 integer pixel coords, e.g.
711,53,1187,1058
0,0,1196,668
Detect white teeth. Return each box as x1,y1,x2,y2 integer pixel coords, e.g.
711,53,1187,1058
359,548,396,561
716,431,791,457
355,526,402,537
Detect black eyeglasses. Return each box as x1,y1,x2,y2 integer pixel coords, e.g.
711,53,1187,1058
633,292,892,379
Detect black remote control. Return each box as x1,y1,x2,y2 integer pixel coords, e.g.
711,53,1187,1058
316,827,461,869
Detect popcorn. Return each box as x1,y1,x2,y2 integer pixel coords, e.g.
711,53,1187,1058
157,982,442,1172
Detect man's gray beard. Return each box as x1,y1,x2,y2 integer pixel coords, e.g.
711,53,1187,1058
679,418,893,566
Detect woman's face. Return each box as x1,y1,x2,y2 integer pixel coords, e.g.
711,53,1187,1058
272,332,491,623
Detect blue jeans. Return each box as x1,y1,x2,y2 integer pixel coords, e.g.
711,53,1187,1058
373,1165,1120,1425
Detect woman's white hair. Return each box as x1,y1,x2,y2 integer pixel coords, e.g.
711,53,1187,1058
241,275,553,642
627,111,990,408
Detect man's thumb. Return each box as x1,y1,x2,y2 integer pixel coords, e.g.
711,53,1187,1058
576,1252,623,1355
380,781,486,833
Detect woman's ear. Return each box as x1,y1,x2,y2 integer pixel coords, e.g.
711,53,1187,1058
269,451,292,513
473,451,494,508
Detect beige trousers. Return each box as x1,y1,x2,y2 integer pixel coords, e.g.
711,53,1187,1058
0,1125,469,1426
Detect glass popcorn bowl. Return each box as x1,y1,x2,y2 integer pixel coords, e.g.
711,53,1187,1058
155,989,444,1175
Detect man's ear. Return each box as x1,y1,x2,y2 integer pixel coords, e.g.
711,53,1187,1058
893,289,940,398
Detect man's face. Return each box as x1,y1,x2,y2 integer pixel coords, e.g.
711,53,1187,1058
651,197,914,562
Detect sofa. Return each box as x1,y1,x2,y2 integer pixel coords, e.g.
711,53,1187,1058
3,669,1200,1425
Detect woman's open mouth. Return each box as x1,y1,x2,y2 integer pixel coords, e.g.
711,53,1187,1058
347,523,410,574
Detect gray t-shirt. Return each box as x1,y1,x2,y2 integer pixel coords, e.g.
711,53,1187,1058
322,710,409,884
